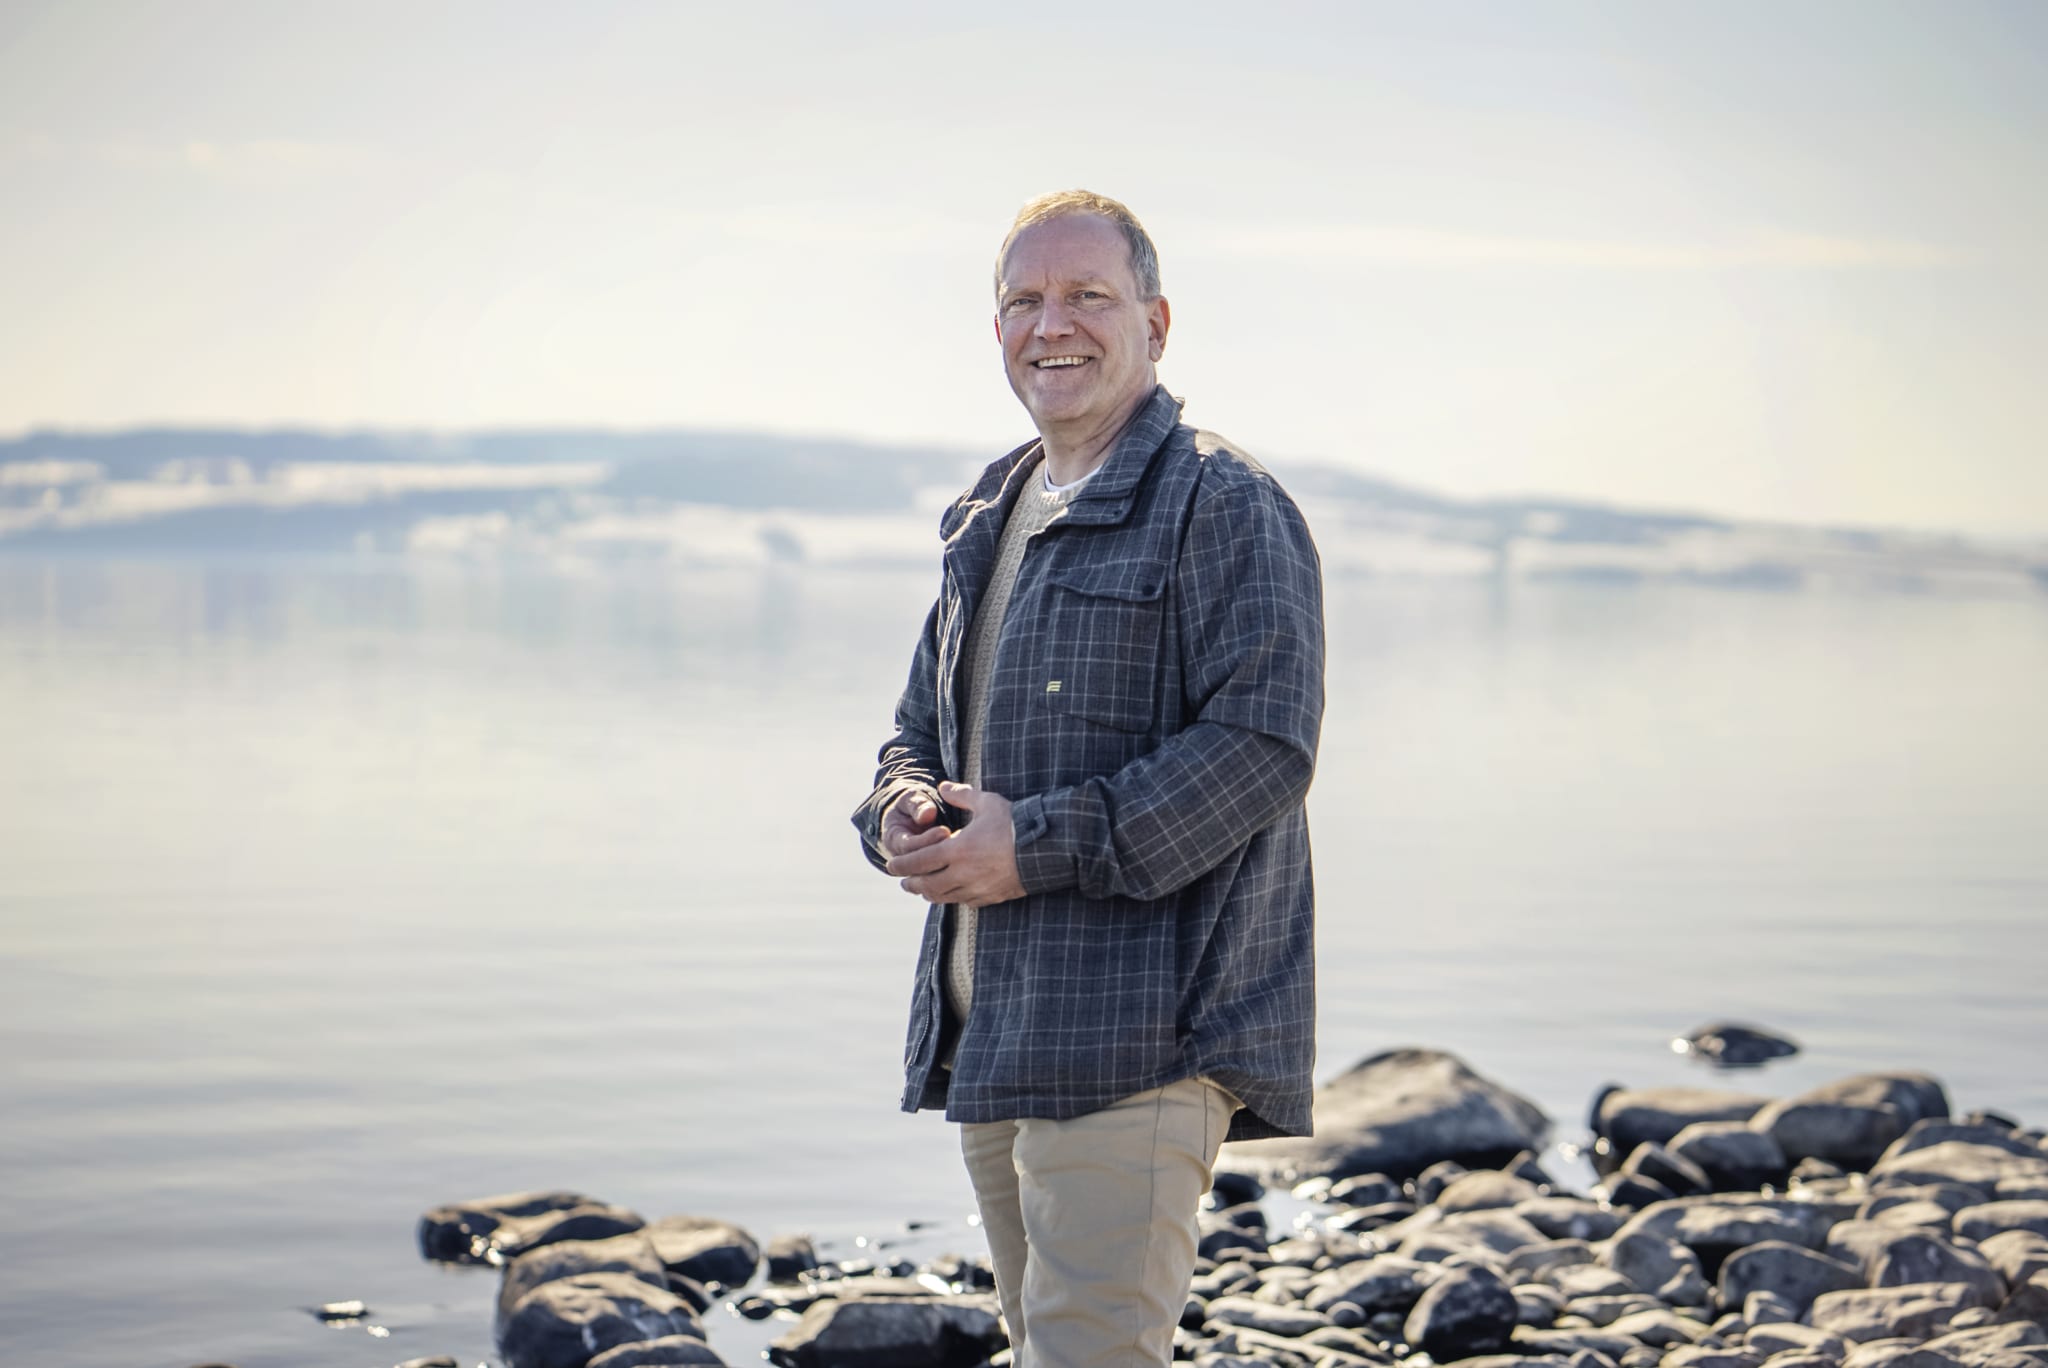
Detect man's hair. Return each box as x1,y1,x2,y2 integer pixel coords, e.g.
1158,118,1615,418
994,189,1162,301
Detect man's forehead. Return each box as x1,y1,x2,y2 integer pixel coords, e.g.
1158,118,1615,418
998,215,1135,291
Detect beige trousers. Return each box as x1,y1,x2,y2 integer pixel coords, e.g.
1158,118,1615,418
959,1078,1238,1368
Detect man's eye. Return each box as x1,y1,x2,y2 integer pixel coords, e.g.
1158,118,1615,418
1003,297,1035,315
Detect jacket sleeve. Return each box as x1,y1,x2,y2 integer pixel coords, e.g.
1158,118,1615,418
851,596,950,872
1007,472,1325,901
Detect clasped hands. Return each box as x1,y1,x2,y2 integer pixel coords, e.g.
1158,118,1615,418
882,781,1025,907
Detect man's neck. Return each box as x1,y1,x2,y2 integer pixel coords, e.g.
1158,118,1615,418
1036,384,1155,486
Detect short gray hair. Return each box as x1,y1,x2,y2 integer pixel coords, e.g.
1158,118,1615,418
994,189,1162,301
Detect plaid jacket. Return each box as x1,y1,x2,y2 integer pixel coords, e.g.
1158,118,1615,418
853,386,1324,1141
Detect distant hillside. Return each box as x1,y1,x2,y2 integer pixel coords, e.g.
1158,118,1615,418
1,427,2040,596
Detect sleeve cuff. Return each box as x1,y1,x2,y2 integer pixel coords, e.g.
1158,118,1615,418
1010,790,1075,895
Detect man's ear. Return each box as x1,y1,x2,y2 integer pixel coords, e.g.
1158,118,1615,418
993,315,1002,345
1148,296,1172,362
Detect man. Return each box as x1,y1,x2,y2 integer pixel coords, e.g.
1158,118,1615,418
852,190,1324,1368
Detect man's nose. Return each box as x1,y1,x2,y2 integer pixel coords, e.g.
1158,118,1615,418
1035,297,1075,338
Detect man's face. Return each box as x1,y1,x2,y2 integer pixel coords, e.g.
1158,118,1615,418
996,214,1170,440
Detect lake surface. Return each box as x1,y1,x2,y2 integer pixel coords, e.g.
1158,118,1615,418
2,557,2044,1368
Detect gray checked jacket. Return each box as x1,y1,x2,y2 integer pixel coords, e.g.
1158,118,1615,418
853,386,1324,1142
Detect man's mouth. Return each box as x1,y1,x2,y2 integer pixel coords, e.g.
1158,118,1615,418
1032,356,1091,370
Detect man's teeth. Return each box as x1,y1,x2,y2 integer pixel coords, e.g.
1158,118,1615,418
1035,357,1088,368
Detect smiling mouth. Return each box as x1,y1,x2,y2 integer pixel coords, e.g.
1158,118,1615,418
1032,356,1091,370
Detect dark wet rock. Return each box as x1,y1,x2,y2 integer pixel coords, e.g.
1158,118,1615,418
1920,1322,2048,1367
1871,1234,2007,1308
1607,1308,1707,1347
1515,1283,1565,1326
1328,1201,1419,1233
1746,1323,1849,1360
1795,1158,1852,1184
1206,1295,1331,1337
1511,1325,1639,1360
1212,1169,1267,1208
1840,1349,1966,1368
1549,1265,1641,1300
1329,1173,1407,1207
1419,1161,1474,1206
420,1190,645,1265
1508,1151,1555,1187
1759,1353,1838,1368
1873,1145,2048,1199
663,1274,712,1315
1676,1023,1800,1069
766,1295,1004,1368
1598,1173,1678,1211
1227,1049,1550,1181
1670,1123,1791,1194
1745,1292,1800,1327
1996,1271,2048,1326
1307,1255,1438,1315
765,1235,819,1283
1834,1221,1917,1272
1602,1228,1709,1305
1623,1198,1839,1274
1300,1323,1394,1358
1457,1357,1560,1368
1507,1239,1595,1284
1439,1171,1543,1213
498,1272,707,1368
922,1254,995,1292
1622,1143,1713,1199
497,1233,668,1322
1198,1214,1270,1262
1717,1243,1864,1321
1404,1265,1520,1361
1872,1202,1961,1235
1982,1234,2048,1289
1805,1076,1952,1133
1595,1089,1772,1160
1658,1348,1762,1368
1884,1125,2043,1165
1752,1100,1908,1173
1958,1205,2048,1245
644,1216,759,1291
396,1359,462,1368
1516,1199,1623,1243
587,1337,728,1368
1193,1262,1261,1300
1564,1294,1666,1327
1810,1284,1975,1344
1866,1187,1986,1219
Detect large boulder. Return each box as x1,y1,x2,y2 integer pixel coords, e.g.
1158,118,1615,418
499,1272,706,1368
1226,1050,1549,1180
1957,1205,2048,1245
1810,1285,1976,1344
1717,1242,1862,1320
1873,1146,2048,1201
1602,1228,1709,1306
644,1216,760,1291
766,1296,1004,1368
1919,1322,2048,1368
419,1190,645,1265
1669,1122,1791,1193
1981,1233,2048,1290
1869,1233,2008,1308
1404,1265,1519,1361
587,1339,728,1367
1594,1088,1771,1160
497,1233,669,1322
1751,1099,1908,1173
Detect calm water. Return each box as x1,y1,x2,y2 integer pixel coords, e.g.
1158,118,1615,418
2,558,2044,1368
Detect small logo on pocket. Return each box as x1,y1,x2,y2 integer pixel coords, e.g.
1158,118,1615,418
1045,680,1062,693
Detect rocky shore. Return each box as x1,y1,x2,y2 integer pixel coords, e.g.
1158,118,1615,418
381,1047,2046,1368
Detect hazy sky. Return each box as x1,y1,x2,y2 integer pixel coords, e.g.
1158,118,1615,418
3,1,2044,534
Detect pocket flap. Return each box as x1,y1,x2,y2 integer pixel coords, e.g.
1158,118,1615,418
1045,557,1168,603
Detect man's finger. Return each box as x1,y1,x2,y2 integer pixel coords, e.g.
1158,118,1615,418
886,844,951,877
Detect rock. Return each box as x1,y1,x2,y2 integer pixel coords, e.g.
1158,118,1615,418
1674,1023,1799,1068
498,1272,707,1368
1206,1295,1332,1337
1607,1308,1706,1347
1745,1292,1800,1327
643,1216,760,1291
1660,1349,1764,1368
1306,1255,1439,1315
1833,1221,1914,1273
1761,1354,1841,1368
396,1359,462,1368
1669,1123,1792,1193
1981,1233,2048,1289
1603,1229,1709,1306
1625,1199,1838,1273
1873,1145,2048,1198
766,1296,1004,1368
1754,1101,1910,1174
1328,1201,1419,1234
765,1235,819,1283
1809,1285,1976,1344
1920,1322,2048,1368
1566,1295,1666,1328
1211,1169,1266,1207
1865,1187,1974,1223
1405,1265,1521,1361
1802,1076,1952,1132
1516,1283,1565,1326
587,1337,729,1367
497,1233,669,1322
1329,1173,1407,1207
1507,1240,1595,1283
1595,1089,1772,1160
1622,1144,1713,1199
1599,1173,1678,1211
1746,1323,1849,1359
1717,1243,1863,1321
1516,1199,1623,1243
1841,1349,1966,1368
1869,1234,2007,1308
1958,1205,2048,1245
1418,1160,1475,1206
1997,1272,2048,1326
419,1190,645,1265
1549,1265,1641,1300
1227,1049,1550,1181
1440,1172,1543,1213
1512,1326,1639,1360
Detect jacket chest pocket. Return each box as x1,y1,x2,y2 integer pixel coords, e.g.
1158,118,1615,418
1037,557,1169,734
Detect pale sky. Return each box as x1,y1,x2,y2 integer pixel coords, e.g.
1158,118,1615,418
2,1,2044,535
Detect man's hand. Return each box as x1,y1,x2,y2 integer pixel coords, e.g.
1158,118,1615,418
886,781,1025,907
880,787,949,860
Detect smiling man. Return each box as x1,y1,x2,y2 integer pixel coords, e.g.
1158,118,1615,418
853,189,1325,1368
